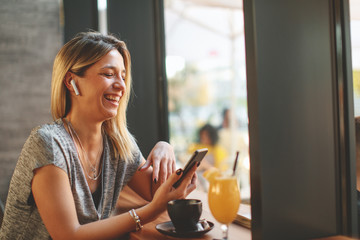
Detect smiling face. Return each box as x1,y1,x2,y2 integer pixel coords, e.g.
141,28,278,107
73,49,126,122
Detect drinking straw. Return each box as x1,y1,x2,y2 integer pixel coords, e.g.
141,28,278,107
232,151,239,176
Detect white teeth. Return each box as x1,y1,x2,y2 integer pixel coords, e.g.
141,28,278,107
105,95,120,102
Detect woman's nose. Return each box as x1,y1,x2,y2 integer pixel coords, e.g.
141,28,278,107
113,76,126,90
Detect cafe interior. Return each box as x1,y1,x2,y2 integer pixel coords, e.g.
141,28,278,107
1,0,360,239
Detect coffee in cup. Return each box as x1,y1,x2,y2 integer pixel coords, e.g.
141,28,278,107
167,199,202,232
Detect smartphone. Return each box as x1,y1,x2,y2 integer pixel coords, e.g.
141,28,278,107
172,148,208,188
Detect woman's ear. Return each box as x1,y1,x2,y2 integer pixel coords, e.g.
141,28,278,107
64,72,80,96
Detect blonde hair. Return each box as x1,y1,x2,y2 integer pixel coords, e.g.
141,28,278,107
51,31,136,161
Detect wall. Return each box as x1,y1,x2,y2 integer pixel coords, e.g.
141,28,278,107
0,0,62,203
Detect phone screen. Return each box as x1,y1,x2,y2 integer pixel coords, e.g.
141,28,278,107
172,148,208,188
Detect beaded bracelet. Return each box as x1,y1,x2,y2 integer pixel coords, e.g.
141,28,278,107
129,209,143,231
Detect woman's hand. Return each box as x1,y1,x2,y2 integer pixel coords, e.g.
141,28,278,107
148,165,198,215
138,141,176,184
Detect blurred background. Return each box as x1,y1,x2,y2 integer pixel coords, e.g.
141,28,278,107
164,0,250,199
351,1,360,116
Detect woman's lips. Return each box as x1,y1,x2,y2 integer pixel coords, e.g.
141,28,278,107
104,94,121,106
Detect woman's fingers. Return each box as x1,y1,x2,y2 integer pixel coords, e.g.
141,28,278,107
167,161,173,179
144,141,176,184
150,168,184,212
158,168,184,195
152,159,160,183
151,166,198,211
172,161,177,175
185,172,197,195
175,165,197,197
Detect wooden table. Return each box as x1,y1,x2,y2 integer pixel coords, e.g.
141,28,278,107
117,188,252,240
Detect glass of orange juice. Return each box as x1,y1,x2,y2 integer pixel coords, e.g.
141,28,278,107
208,174,240,240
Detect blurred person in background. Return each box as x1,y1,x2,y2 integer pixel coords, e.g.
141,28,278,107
188,123,228,172
217,108,247,167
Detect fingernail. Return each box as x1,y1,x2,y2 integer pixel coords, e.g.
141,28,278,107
197,162,201,167
176,169,182,175
154,178,157,184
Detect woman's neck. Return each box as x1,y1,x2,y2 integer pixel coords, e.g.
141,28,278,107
64,112,103,151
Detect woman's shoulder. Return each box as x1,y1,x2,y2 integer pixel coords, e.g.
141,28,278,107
26,119,68,146
30,119,65,137
19,119,71,173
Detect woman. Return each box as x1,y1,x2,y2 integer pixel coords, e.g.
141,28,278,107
0,32,197,239
188,123,227,171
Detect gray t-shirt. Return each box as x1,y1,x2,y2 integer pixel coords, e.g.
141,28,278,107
0,119,142,239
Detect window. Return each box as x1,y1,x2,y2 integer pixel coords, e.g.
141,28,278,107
351,0,360,119
164,0,250,202
350,0,360,197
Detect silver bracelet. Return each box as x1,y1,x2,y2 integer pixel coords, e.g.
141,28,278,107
129,209,143,231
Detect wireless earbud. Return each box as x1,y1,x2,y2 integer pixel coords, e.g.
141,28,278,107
70,79,80,96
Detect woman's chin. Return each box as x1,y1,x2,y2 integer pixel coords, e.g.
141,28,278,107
105,113,117,120
98,109,118,121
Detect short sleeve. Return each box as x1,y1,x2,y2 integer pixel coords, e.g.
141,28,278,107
132,143,142,166
22,125,69,175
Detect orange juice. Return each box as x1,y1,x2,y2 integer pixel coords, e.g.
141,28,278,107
208,175,240,224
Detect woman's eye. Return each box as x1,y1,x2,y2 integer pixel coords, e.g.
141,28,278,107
103,73,114,77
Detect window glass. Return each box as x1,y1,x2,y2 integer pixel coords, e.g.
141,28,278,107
164,0,250,202
351,0,360,118
350,0,360,193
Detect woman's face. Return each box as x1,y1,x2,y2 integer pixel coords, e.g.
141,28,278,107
200,130,212,145
75,49,126,121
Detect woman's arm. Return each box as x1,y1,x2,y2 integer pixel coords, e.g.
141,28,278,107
32,165,138,239
32,164,197,240
127,157,156,201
